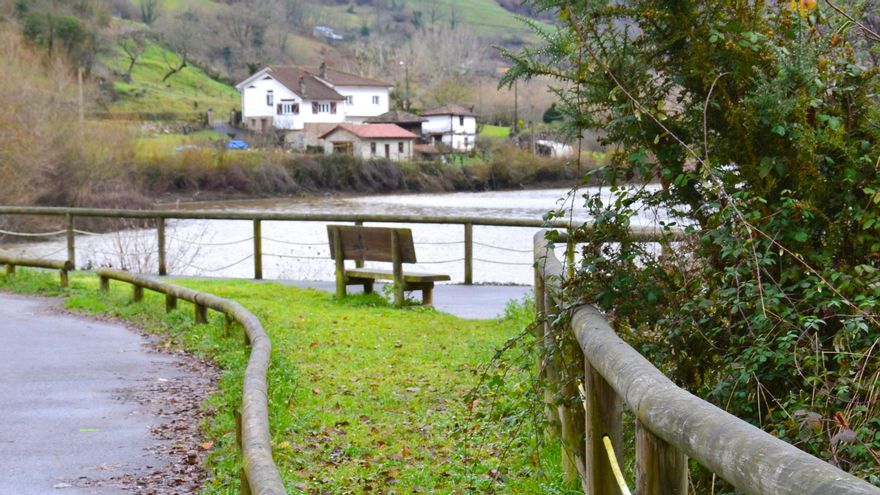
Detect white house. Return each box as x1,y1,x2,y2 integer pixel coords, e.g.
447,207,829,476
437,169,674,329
235,64,392,136
320,123,416,161
420,104,477,152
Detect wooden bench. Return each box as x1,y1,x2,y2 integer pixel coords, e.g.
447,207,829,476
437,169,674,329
327,225,450,307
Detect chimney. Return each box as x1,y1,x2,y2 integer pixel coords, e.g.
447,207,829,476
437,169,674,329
298,76,306,96
319,62,327,79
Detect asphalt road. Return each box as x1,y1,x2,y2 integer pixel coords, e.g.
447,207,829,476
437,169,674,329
0,293,194,494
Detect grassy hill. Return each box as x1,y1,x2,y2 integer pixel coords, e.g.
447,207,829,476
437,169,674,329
101,39,239,115
308,0,544,43
131,0,547,44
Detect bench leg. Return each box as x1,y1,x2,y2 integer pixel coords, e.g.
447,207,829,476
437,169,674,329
335,275,347,300
422,284,434,306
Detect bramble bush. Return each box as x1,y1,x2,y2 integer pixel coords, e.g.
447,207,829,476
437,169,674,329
501,0,880,489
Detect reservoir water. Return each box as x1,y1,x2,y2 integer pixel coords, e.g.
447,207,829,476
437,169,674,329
1,186,665,285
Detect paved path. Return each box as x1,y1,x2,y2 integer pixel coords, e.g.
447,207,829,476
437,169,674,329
0,294,198,494
280,280,532,319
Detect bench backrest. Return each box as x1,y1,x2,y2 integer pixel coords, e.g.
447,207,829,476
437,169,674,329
327,225,417,263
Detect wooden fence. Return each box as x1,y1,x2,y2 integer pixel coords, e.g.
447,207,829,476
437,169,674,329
96,269,285,494
0,206,666,285
0,255,72,287
533,229,880,494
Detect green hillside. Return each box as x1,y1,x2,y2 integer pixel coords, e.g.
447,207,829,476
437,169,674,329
102,40,238,115
131,0,545,43
310,0,546,43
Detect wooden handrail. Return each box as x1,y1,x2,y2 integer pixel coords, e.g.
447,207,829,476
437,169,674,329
0,255,73,287
533,230,880,495
95,269,285,495
0,205,678,287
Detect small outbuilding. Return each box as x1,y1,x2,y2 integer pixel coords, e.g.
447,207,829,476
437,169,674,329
420,104,477,152
320,124,417,161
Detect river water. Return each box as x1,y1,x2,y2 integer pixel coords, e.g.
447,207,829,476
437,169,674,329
1,186,665,285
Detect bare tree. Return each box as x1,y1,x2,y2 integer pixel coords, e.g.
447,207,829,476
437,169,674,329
156,11,196,83
119,33,145,82
401,25,487,106
276,0,304,55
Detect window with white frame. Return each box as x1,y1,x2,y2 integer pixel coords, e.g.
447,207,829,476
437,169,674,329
266,90,274,106
278,102,299,115
372,95,380,105
345,95,353,105
312,102,332,113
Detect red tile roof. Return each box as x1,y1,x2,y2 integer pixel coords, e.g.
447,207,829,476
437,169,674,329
320,124,417,140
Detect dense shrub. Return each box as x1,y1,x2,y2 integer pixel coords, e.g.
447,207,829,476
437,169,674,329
504,0,880,488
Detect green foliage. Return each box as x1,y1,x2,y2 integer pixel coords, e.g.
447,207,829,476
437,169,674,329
505,0,880,489
21,10,96,67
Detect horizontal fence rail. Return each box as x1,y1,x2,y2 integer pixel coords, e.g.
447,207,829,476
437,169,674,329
533,230,880,495
0,255,72,287
0,206,673,286
95,269,285,495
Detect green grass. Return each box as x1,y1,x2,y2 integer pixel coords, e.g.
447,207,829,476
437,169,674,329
135,129,227,159
0,270,577,494
130,0,221,13
479,124,511,138
305,0,552,43
103,41,238,115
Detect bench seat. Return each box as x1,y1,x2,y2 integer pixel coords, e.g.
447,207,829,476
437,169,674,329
346,268,451,283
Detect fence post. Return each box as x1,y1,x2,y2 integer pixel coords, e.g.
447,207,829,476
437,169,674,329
636,421,688,495
464,223,473,285
165,294,177,312
585,359,623,495
253,219,262,280
558,338,586,483
133,284,144,302
157,217,167,276
66,213,75,269
195,303,208,324
542,291,562,436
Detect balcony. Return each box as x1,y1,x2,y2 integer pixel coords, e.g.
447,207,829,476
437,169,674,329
273,115,300,130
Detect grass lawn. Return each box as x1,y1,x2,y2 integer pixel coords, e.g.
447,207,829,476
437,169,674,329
0,270,575,494
479,124,511,139
135,129,228,159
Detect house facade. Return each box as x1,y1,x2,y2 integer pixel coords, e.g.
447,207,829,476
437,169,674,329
235,64,392,135
421,104,477,152
320,124,416,161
